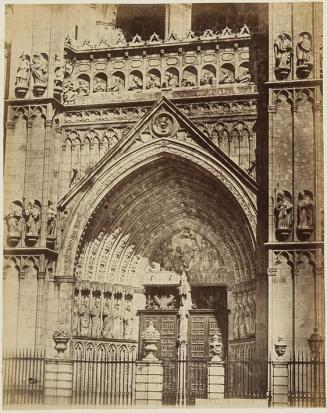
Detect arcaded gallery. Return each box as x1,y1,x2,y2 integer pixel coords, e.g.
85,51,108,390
3,2,325,408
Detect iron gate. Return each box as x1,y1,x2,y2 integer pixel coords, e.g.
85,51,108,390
163,359,208,405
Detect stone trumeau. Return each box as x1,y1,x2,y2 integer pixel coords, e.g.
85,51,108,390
3,2,324,408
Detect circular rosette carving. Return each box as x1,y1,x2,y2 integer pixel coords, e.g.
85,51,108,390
151,112,176,138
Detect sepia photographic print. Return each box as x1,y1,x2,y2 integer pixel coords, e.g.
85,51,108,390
2,1,325,409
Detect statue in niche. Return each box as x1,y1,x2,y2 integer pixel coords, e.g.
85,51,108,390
77,78,89,96
129,74,143,90
297,191,314,229
94,76,106,92
146,73,160,89
237,66,251,83
31,53,48,85
15,53,31,87
238,304,246,339
296,33,313,67
274,190,293,231
110,76,124,92
102,297,113,338
219,67,235,84
79,296,90,336
54,55,64,88
23,200,40,236
123,302,133,339
47,203,57,238
90,296,101,338
6,202,23,237
73,296,80,336
63,80,78,104
163,72,179,88
181,74,196,87
274,33,293,79
112,297,122,338
200,69,215,87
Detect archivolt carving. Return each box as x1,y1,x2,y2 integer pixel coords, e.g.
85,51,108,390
59,139,257,278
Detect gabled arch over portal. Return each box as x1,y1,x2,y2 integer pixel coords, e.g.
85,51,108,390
57,97,257,280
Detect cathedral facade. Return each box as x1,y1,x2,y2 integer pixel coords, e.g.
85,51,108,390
3,3,324,407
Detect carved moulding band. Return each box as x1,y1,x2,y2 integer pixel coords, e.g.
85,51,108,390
58,139,257,277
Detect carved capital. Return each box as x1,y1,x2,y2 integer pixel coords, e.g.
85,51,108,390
27,120,33,129
19,271,25,279
6,122,14,130
267,267,277,277
45,119,53,128
268,105,277,113
314,102,323,113
292,104,298,113
37,271,46,280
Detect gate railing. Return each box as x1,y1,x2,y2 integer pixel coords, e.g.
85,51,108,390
2,348,45,406
162,359,208,406
72,355,136,406
288,356,326,408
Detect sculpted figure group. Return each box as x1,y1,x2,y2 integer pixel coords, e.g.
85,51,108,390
233,291,256,340
6,199,57,243
73,291,135,340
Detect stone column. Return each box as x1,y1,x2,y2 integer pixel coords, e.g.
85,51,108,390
135,321,163,406
44,324,73,405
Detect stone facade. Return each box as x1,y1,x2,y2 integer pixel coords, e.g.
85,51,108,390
3,2,324,406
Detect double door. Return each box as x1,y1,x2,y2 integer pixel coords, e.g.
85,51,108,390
139,310,225,405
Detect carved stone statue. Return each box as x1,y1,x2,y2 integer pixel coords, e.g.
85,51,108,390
297,191,314,229
23,200,40,236
200,70,215,87
129,75,143,90
63,80,77,104
79,296,90,336
146,73,160,89
153,294,176,309
112,298,122,338
274,33,293,79
243,294,251,337
47,204,57,238
163,72,179,88
90,297,101,338
77,78,90,96
31,53,48,85
249,292,256,336
274,190,293,230
123,302,133,339
73,296,80,336
111,76,124,92
219,67,235,84
233,300,240,339
238,66,251,83
6,202,23,237
102,298,113,338
15,53,31,87
94,76,106,92
54,55,64,88
296,33,313,67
